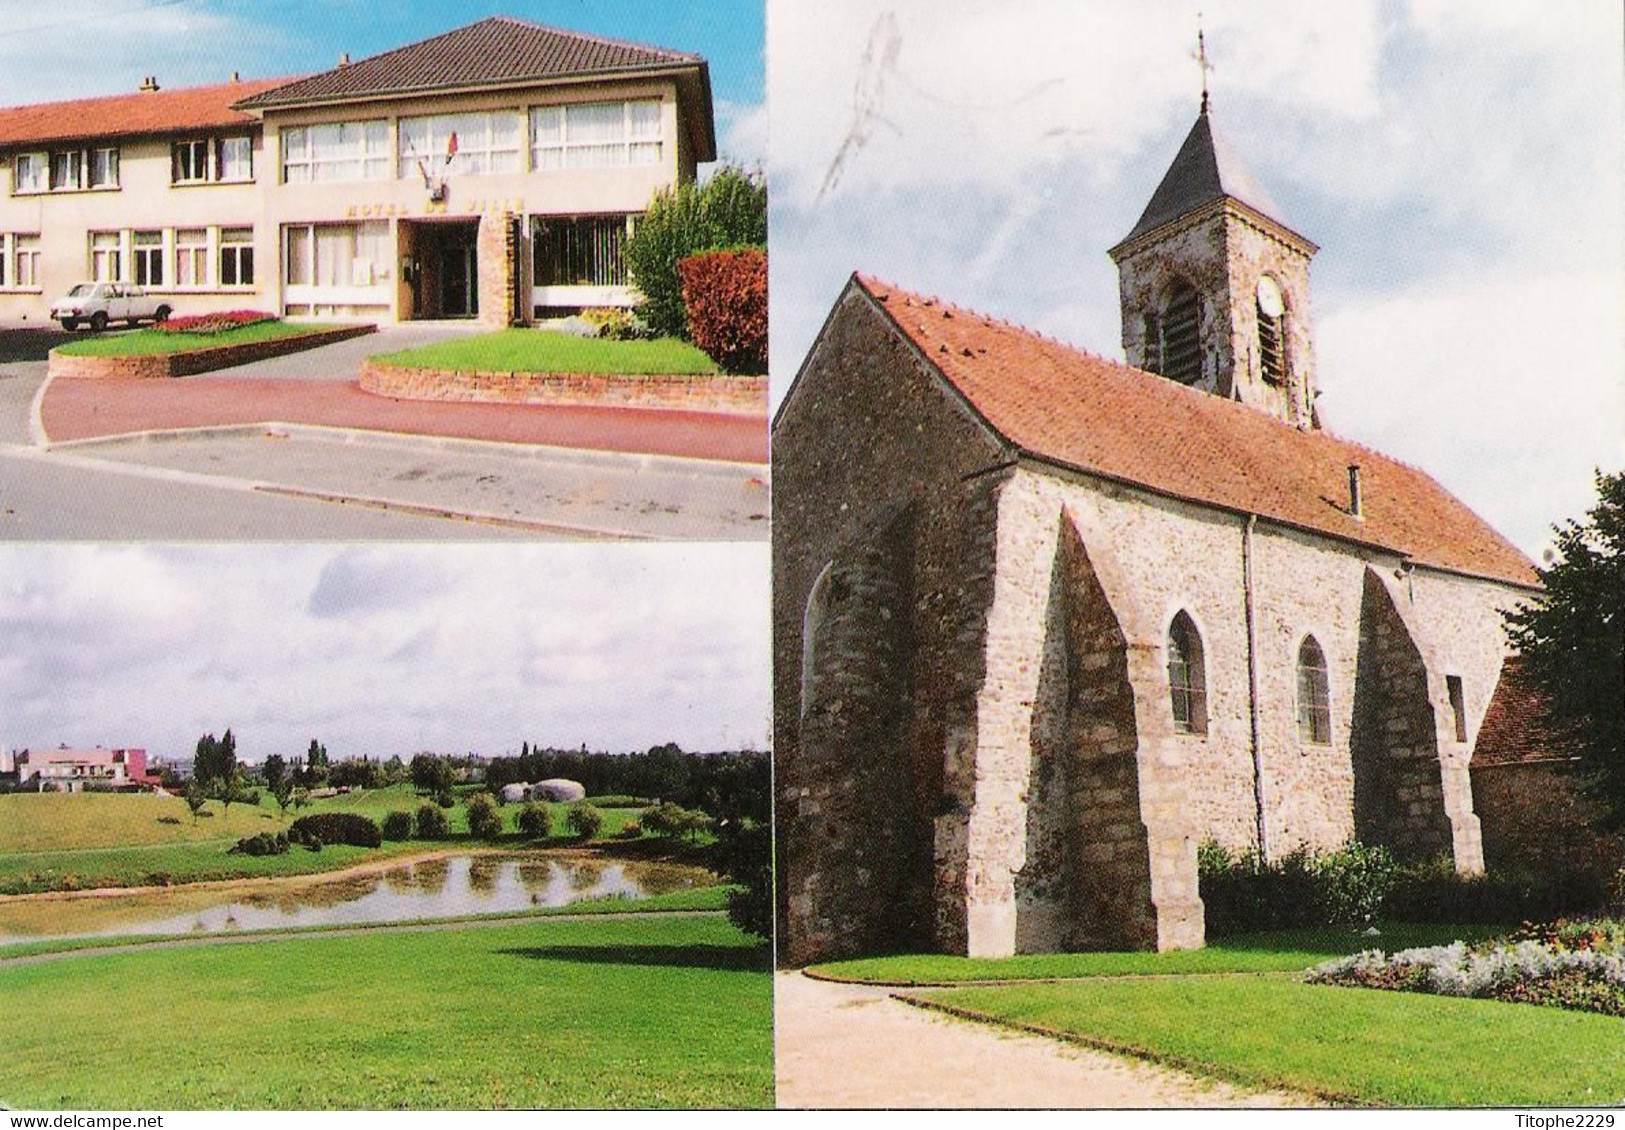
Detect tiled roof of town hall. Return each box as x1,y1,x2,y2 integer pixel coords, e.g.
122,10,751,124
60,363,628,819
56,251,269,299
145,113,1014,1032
236,16,704,109
1472,661,1565,767
0,77,295,149
854,273,1539,588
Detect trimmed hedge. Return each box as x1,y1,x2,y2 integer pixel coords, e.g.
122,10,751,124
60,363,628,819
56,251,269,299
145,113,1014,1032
288,812,382,849
381,810,414,841
229,832,289,856
677,247,766,374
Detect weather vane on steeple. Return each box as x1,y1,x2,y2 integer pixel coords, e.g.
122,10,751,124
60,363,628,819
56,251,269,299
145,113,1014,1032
1192,14,1213,114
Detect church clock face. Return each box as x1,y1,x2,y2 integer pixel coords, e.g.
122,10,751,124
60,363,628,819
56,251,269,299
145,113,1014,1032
1256,275,1285,319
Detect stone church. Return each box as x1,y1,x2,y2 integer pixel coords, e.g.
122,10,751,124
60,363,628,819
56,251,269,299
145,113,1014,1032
772,100,1544,965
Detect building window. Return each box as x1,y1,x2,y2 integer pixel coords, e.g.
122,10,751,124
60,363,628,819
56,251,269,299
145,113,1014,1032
398,112,520,179
49,150,83,191
1446,675,1468,743
1297,636,1331,745
217,137,252,182
1167,611,1207,735
219,227,254,286
282,121,389,184
89,147,119,189
14,235,40,287
283,221,391,289
90,232,121,282
14,153,46,194
529,99,662,170
533,215,631,287
175,229,208,287
173,139,209,184
133,231,163,287
1160,280,1202,385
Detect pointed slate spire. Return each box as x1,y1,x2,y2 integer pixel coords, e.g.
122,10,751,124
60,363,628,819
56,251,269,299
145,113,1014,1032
1116,108,1298,247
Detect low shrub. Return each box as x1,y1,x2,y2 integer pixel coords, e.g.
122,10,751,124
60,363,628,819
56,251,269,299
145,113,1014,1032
381,810,414,841
229,831,289,856
617,821,644,840
304,836,324,853
156,310,276,335
466,793,503,841
415,803,449,840
567,801,603,841
288,812,381,849
143,872,172,887
641,800,714,842
436,788,456,809
516,802,552,839
1199,838,1395,934
586,795,652,809
580,307,652,341
156,815,182,826
677,247,766,374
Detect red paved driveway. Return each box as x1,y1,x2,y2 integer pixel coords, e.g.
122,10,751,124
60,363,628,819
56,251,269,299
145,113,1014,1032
41,376,768,463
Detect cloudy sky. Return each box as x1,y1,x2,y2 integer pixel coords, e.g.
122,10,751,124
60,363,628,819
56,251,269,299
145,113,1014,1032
769,0,1623,560
0,545,769,762
0,0,765,168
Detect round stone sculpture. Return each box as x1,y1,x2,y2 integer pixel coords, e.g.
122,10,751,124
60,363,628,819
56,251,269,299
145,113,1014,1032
532,778,586,803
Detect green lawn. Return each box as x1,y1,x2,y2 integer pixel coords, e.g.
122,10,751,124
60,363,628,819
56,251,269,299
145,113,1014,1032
373,328,719,374
910,977,1625,1106
809,923,1505,984
0,913,772,1109
0,787,647,894
54,319,323,356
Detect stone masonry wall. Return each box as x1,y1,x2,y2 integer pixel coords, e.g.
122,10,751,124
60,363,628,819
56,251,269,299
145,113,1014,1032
772,285,1007,965
1351,568,1455,862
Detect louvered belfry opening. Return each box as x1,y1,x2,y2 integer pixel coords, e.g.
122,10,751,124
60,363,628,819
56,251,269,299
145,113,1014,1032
1258,301,1286,384
1160,281,1201,384
1141,312,1162,375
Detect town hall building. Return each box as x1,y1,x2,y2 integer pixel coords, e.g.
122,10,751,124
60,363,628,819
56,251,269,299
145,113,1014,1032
773,98,1544,965
0,16,714,327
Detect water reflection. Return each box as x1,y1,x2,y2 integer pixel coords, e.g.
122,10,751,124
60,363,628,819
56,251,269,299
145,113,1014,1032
1,854,709,941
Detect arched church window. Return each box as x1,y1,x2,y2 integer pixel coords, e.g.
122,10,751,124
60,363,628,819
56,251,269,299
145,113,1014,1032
1160,281,1201,385
800,563,835,720
1167,611,1207,734
1296,635,1331,744
1256,275,1286,385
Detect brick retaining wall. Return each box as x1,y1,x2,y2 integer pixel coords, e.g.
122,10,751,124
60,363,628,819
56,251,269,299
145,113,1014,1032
359,358,768,418
47,324,377,380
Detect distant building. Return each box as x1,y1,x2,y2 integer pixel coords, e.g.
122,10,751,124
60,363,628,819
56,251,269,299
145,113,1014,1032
17,747,156,791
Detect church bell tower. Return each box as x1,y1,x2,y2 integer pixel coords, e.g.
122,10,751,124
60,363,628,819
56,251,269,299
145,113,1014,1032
1108,49,1320,429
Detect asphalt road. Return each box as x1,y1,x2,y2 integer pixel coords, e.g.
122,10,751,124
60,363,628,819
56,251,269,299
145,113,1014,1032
0,325,770,540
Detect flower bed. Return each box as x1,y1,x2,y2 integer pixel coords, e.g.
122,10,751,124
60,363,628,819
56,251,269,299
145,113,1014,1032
155,310,277,335
1307,918,1625,1017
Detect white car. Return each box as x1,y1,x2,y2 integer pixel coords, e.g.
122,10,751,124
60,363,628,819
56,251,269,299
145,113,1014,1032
50,282,172,332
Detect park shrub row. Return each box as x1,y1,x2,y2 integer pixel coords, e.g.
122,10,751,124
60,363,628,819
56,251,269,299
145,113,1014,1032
1200,838,1616,934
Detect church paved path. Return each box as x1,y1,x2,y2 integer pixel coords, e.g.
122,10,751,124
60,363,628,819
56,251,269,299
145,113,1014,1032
775,970,1311,1109
40,375,768,463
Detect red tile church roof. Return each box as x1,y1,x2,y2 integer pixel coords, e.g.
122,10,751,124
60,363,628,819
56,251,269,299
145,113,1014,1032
1472,661,1564,767
854,273,1538,588
0,77,296,149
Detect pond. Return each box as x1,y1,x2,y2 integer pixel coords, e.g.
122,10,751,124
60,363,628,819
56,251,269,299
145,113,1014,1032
0,853,712,941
